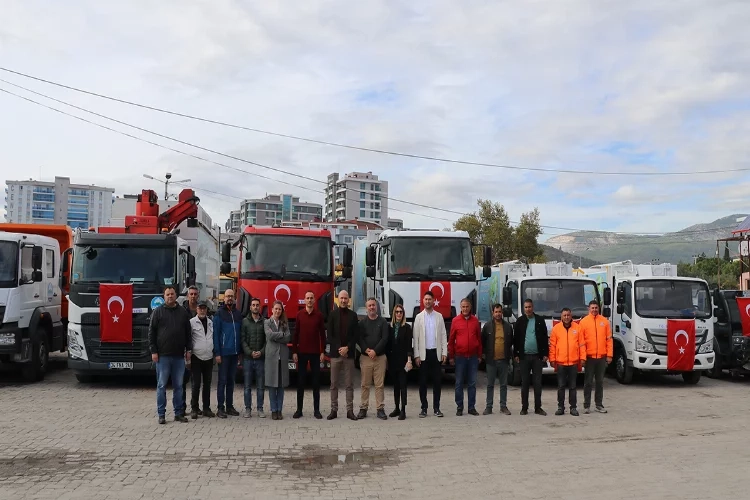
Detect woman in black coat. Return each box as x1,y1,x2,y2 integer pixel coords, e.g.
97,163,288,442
388,304,413,420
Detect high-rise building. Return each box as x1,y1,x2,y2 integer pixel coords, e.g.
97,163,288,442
387,218,404,230
4,176,115,229
324,171,389,226
236,193,322,227
226,210,242,233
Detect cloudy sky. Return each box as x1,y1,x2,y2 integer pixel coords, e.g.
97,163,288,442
1,0,749,240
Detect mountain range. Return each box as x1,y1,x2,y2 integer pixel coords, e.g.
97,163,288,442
543,214,747,266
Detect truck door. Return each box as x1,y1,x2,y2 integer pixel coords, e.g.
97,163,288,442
19,244,43,326
44,246,64,351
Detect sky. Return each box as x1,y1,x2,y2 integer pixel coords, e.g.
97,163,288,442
1,0,750,241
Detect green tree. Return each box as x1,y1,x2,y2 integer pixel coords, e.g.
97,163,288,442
678,255,741,289
454,199,543,264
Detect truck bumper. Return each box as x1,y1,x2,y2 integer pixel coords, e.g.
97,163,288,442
632,352,714,371
0,323,31,363
68,358,155,376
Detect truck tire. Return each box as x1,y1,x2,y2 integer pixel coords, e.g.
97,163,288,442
21,335,48,382
509,359,522,386
682,371,701,384
706,351,723,379
614,345,634,385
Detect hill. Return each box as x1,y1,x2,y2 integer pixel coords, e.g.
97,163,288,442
541,244,600,267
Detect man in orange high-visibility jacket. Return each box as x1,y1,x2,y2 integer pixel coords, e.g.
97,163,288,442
578,300,613,414
549,308,586,416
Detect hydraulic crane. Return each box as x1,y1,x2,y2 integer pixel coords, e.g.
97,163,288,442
97,188,200,234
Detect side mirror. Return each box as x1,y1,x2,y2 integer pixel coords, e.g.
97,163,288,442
365,246,376,267
187,255,196,286
221,242,231,263
365,266,376,278
503,307,513,318
502,286,512,306
616,284,626,305
244,251,252,260
220,263,231,275
482,265,491,278
31,246,43,270
715,307,727,322
482,246,493,266
32,270,43,282
343,247,353,267
602,307,611,318
61,248,71,273
341,267,352,279
616,304,624,315
603,287,612,306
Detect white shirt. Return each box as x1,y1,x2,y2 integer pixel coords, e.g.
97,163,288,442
190,316,214,361
424,310,437,350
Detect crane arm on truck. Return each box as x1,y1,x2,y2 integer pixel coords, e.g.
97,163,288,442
158,189,200,233
97,188,200,234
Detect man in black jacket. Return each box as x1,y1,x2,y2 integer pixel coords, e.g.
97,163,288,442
149,286,192,425
512,299,549,416
326,290,359,421
357,298,389,420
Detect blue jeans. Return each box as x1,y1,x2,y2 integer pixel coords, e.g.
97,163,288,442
156,355,185,417
485,358,510,409
217,354,238,410
268,387,285,413
243,358,265,411
454,355,478,410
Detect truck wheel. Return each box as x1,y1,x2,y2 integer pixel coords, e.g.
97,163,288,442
21,336,48,382
706,354,723,379
508,359,522,386
614,346,634,385
75,374,95,383
682,371,701,384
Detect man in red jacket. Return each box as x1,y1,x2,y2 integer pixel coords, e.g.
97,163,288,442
293,291,326,419
448,299,482,416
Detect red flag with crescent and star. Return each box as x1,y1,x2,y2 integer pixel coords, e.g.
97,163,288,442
734,297,750,337
666,319,695,371
100,284,133,343
420,281,452,319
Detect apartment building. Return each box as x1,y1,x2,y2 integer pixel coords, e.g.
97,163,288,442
324,171,389,227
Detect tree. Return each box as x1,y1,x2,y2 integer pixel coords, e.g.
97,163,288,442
454,199,543,264
678,255,741,289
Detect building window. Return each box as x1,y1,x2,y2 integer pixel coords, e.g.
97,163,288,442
360,192,365,199
360,201,365,208
375,185,381,192
344,235,353,244
360,210,365,218
360,182,365,189
46,249,55,278
374,212,380,219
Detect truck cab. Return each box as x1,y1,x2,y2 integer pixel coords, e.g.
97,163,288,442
710,289,750,377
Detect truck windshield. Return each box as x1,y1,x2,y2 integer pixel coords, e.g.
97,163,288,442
0,241,18,288
635,280,711,319
72,245,175,285
243,234,331,280
388,237,474,281
521,279,599,319
219,278,234,293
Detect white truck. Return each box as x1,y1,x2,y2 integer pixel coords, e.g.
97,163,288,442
476,260,608,385
352,229,492,368
0,224,72,381
582,261,714,384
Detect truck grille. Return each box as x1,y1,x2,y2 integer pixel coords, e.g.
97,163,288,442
644,327,708,355
81,324,151,363
81,312,151,326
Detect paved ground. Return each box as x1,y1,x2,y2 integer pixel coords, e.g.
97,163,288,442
1,354,749,500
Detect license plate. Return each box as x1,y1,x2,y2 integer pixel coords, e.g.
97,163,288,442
108,362,133,369
288,362,296,370
132,308,148,314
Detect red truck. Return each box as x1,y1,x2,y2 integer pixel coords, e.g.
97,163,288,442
220,225,352,373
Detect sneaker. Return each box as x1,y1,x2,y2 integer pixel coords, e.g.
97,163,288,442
419,410,427,418
398,409,406,420
376,409,388,420
535,408,547,416
190,410,198,420
456,408,463,416
595,406,608,414
357,409,367,419
500,407,512,416
570,408,580,416
196,409,203,416
389,409,400,418
555,408,564,416
314,411,323,420
327,411,338,420
158,416,166,425
293,410,303,419
435,410,444,418
202,408,215,418
520,408,528,416
174,415,189,423
217,408,227,419
583,407,590,414
483,407,492,415
257,410,266,419
226,407,240,417
468,408,479,416
243,409,252,418
347,410,358,421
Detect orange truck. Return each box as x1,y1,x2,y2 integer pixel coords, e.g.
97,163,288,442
0,223,73,381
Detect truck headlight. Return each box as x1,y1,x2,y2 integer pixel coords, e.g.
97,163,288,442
635,337,654,353
732,336,747,346
698,341,714,354
0,333,15,346
68,329,83,358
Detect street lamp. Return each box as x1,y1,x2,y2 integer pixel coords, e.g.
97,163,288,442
143,173,191,200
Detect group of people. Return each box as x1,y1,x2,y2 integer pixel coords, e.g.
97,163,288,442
147,285,613,425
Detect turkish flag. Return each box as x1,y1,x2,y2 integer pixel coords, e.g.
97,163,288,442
420,281,452,319
735,297,750,337
100,284,133,343
666,319,696,371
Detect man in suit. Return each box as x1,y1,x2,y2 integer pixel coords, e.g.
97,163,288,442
512,299,549,416
412,290,448,418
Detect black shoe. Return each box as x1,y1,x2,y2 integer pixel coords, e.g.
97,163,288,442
202,408,215,418
483,407,492,415
389,409,401,418
357,409,367,419
226,407,240,417
174,415,188,423
456,408,463,416
468,408,479,416
196,409,203,416
271,411,278,420
398,409,406,420
158,416,166,425
190,410,198,420
217,409,227,419
435,410,444,417
419,410,427,418
377,409,388,420
520,408,528,415
570,408,580,416
277,412,284,420
293,410,303,419
555,408,564,416
535,408,547,416
327,411,337,420
314,411,323,420
347,410,358,421
500,407,512,416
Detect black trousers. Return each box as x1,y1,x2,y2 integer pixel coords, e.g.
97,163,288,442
297,353,321,412
180,365,190,412
419,349,442,411
190,355,214,411
520,356,543,410
391,363,408,408
556,364,578,410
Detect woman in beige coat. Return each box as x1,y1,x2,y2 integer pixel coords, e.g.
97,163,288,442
264,301,291,420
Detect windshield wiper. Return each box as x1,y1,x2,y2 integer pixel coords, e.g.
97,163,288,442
246,270,284,280
391,272,432,281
